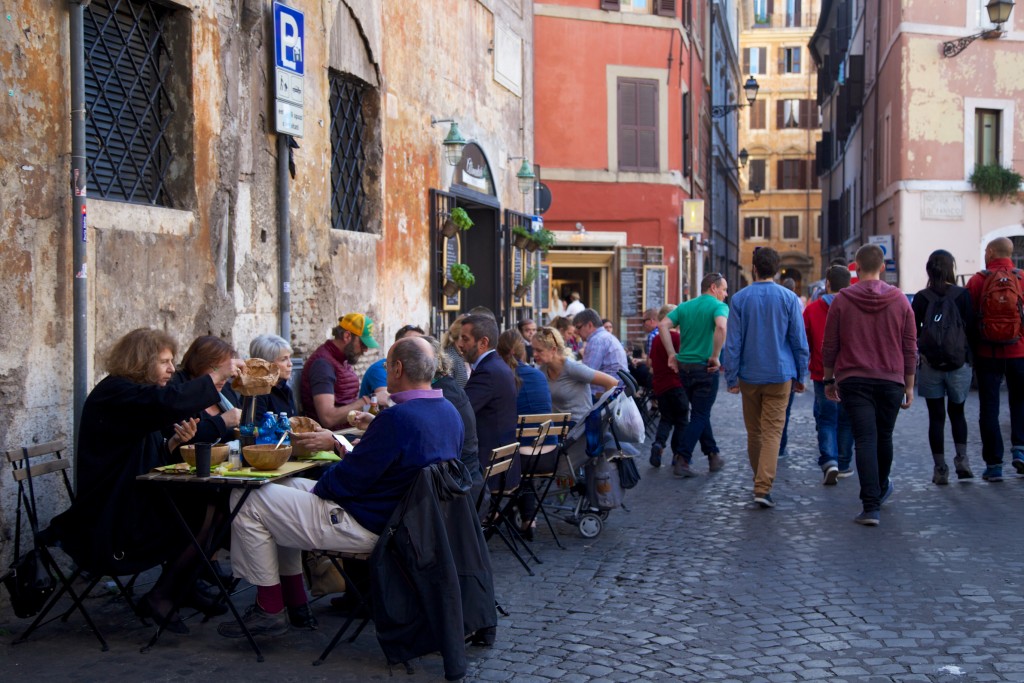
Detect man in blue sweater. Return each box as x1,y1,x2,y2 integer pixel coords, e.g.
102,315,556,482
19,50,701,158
220,336,463,638
723,247,809,509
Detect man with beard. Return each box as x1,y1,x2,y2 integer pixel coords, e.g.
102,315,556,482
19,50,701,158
300,313,380,429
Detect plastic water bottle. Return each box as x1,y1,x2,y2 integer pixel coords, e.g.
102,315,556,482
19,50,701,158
276,412,291,446
256,412,277,445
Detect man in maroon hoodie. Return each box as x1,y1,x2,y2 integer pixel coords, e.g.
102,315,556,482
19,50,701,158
822,244,916,526
966,236,1024,482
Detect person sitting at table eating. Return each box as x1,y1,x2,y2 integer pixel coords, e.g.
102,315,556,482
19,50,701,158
357,324,425,400
219,336,464,638
49,328,245,634
249,333,297,416
166,335,243,445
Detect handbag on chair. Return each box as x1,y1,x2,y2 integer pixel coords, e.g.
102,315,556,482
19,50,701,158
2,452,56,618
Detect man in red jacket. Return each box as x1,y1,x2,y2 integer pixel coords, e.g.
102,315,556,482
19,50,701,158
822,244,916,526
966,236,1024,481
803,264,853,485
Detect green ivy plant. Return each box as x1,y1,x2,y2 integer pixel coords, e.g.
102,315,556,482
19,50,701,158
969,164,1023,201
450,263,476,289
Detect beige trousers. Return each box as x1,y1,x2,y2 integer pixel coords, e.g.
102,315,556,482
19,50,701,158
739,380,792,496
229,477,378,587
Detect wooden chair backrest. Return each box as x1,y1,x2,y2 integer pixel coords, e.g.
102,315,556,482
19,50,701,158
484,443,519,478
517,412,571,441
5,441,72,483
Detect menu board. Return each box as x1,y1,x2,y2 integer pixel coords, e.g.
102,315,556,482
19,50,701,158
620,267,641,317
643,265,668,311
442,235,461,311
539,264,550,312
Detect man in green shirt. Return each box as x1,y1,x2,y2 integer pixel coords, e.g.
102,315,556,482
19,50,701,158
657,272,730,478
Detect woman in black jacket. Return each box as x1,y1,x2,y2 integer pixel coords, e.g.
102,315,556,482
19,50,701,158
51,328,244,633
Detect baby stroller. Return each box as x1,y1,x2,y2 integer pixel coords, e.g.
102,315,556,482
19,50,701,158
545,386,641,539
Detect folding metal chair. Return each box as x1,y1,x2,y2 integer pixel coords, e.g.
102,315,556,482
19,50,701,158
312,551,373,666
477,442,541,575
6,441,143,651
516,414,571,548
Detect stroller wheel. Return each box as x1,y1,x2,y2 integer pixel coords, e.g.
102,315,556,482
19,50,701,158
578,512,603,539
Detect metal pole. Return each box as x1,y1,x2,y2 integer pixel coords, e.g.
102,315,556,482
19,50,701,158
277,134,291,342
70,0,88,491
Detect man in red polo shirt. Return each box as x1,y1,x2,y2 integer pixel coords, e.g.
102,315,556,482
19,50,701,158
966,236,1024,481
300,313,379,429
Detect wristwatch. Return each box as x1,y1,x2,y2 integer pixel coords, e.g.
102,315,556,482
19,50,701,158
823,378,836,386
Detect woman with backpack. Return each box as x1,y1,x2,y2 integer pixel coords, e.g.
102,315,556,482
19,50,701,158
912,250,975,485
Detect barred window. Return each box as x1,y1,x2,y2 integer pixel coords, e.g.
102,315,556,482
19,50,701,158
84,0,176,206
329,73,368,232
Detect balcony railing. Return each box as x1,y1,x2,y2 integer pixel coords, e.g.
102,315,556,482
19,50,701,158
752,13,819,30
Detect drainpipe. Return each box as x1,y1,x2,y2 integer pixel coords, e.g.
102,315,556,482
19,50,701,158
278,134,291,342
70,0,88,490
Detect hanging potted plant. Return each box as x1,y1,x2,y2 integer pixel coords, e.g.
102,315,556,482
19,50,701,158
511,224,533,250
442,207,474,238
532,228,557,253
969,164,1023,201
514,267,539,299
443,262,476,297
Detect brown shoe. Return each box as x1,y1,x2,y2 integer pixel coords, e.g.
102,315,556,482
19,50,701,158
707,452,724,472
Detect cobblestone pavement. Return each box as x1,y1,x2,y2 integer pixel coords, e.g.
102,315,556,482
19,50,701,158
3,388,1024,682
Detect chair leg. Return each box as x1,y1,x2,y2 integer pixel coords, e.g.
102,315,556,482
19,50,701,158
490,523,533,576
501,515,542,566
314,557,371,665
60,575,103,623
528,476,565,550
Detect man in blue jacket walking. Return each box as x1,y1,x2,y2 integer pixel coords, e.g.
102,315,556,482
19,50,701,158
723,247,809,509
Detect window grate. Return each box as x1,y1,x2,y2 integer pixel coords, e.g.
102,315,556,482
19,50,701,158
84,0,174,206
329,73,367,232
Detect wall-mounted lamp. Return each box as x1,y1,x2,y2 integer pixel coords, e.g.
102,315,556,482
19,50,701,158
431,117,467,165
942,0,1014,57
509,156,537,194
711,77,760,118
740,183,763,204
575,222,587,235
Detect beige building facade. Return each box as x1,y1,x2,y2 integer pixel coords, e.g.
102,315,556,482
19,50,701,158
812,0,1024,292
737,0,823,292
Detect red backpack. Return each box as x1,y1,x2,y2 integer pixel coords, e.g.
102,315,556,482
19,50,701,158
979,268,1024,344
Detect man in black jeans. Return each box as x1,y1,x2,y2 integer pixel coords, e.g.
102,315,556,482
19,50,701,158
821,244,917,526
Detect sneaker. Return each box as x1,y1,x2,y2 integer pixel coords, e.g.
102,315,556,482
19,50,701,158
880,480,894,505
287,604,318,630
707,452,724,472
217,603,289,639
672,455,696,478
753,492,775,508
1013,452,1024,475
649,443,663,468
837,468,854,479
983,465,1004,482
932,465,949,486
822,462,839,486
953,455,974,480
854,510,880,526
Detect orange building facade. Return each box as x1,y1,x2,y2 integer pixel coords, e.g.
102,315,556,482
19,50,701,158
533,0,709,345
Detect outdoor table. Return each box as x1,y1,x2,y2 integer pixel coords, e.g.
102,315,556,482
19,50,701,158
135,460,322,661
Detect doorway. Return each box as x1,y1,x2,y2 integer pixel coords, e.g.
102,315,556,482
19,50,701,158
542,251,615,322
459,201,501,316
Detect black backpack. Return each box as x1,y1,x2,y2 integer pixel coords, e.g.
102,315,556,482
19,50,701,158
917,287,967,371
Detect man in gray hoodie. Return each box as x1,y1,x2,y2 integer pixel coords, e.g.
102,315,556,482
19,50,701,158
821,244,917,527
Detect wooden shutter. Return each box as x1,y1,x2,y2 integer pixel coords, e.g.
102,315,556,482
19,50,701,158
744,218,753,239
798,160,808,189
601,0,621,10
809,159,819,189
743,48,750,75
799,100,810,129
750,159,765,190
636,81,659,170
794,0,802,25
656,0,677,18
758,47,767,74
767,0,774,16
764,218,772,240
776,101,785,129
777,160,785,189
684,0,692,28
777,48,785,76
793,46,801,73
618,80,638,170
682,93,692,177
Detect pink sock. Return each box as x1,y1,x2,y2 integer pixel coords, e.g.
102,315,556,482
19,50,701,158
256,584,284,614
281,573,308,608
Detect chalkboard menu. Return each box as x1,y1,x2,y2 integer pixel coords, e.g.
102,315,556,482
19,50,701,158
539,264,550,312
620,267,641,317
512,247,524,308
442,235,461,311
643,265,668,311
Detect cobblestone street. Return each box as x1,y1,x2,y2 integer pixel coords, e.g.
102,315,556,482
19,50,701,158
3,388,1024,682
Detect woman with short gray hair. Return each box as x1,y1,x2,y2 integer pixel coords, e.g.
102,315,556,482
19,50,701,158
249,334,297,417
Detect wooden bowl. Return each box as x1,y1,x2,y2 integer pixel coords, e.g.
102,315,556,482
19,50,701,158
242,444,292,470
180,444,229,468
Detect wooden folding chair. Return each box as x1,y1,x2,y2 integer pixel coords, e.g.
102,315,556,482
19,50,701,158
517,413,572,548
6,441,142,651
476,442,541,575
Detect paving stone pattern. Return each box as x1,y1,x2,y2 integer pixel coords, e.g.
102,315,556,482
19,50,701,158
2,389,1023,682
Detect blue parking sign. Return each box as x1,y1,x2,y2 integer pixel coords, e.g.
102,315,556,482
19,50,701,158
274,2,304,76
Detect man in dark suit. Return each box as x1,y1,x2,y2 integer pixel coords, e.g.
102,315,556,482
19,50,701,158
459,314,519,490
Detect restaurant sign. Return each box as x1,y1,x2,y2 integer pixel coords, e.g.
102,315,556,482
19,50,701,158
453,143,495,196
